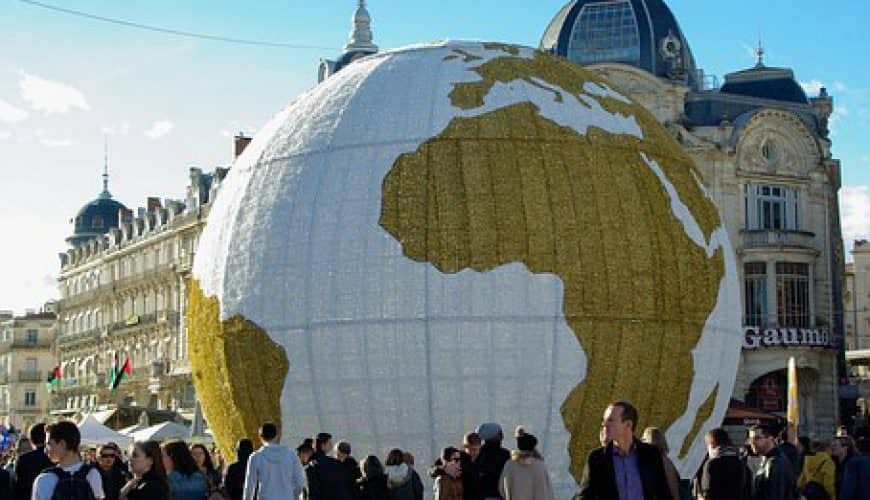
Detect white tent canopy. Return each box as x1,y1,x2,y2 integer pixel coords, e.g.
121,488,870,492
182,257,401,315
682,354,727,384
130,421,190,442
77,414,132,447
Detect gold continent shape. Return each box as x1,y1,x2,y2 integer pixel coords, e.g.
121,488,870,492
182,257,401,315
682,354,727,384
379,48,725,481
188,279,289,459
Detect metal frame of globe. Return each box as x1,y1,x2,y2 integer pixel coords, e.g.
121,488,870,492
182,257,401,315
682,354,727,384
187,41,741,495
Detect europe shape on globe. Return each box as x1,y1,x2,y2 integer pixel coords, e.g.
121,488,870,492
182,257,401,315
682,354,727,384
188,41,741,496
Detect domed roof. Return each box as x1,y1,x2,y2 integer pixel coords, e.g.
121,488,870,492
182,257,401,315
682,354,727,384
720,64,808,104
67,177,127,247
541,0,699,87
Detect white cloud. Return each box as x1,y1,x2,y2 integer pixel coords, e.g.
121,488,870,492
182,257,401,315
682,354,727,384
841,185,870,258
0,98,29,123
102,122,130,136
145,120,174,140
0,131,11,140
19,71,90,115
800,79,825,95
829,105,849,136
34,128,76,148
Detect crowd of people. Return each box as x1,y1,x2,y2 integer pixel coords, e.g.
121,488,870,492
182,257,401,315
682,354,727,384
0,400,868,500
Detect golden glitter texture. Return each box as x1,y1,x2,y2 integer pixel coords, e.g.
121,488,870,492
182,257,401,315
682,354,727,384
380,47,725,482
188,280,289,460
679,385,719,459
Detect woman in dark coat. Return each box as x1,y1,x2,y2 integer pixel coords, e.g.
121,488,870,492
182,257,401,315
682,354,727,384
223,439,254,500
357,455,389,500
120,441,170,500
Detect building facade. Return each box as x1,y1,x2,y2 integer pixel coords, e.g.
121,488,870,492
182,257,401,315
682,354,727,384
845,241,870,419
54,164,229,421
541,0,845,438
0,306,57,430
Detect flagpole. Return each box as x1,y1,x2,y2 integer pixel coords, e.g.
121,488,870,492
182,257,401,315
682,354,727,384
787,356,799,442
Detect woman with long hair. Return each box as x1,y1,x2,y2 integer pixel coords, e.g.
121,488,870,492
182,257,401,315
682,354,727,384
357,455,389,500
642,427,679,500
161,440,206,500
224,439,254,500
120,441,169,500
190,443,222,492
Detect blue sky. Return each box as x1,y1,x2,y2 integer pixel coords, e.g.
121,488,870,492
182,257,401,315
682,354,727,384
0,0,868,313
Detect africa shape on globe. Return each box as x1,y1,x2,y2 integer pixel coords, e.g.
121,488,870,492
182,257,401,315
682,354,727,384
188,41,741,496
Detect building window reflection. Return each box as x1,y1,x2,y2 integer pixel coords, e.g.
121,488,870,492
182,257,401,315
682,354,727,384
567,0,640,66
776,262,810,328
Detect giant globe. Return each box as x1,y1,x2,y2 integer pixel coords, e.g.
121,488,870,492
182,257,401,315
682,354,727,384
189,41,741,496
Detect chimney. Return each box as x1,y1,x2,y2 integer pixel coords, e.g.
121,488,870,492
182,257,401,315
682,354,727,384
147,197,162,212
234,133,252,159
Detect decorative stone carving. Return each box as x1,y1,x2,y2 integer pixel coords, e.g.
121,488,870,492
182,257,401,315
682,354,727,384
736,109,820,178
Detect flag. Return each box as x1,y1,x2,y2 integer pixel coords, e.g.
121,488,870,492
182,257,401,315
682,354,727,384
787,357,799,432
110,355,132,392
45,365,61,389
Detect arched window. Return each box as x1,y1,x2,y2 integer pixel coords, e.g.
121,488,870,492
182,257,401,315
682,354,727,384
91,215,104,229
567,0,640,66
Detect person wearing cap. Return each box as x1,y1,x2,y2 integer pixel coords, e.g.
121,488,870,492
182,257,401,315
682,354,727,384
475,423,510,500
578,401,671,500
497,427,555,500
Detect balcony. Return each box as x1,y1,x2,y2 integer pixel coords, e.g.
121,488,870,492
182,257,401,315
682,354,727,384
18,370,45,383
740,229,818,253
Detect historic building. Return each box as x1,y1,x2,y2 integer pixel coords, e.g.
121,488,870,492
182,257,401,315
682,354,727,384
53,146,239,420
0,304,57,430
541,0,845,438
318,0,378,82
845,240,870,418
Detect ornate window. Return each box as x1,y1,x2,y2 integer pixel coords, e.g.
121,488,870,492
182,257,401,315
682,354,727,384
776,262,810,327
24,390,37,407
567,0,640,66
744,263,768,327
743,184,801,231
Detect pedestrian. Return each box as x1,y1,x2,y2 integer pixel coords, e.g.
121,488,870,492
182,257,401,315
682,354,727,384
748,424,795,500
119,441,169,500
641,427,679,500
434,447,463,500
161,440,206,500
775,428,800,479
223,439,253,500
297,439,314,467
796,439,835,500
306,432,354,500
31,420,106,500
475,423,510,500
12,422,54,500
697,427,750,500
190,443,222,494
242,423,305,500
357,455,389,500
429,432,482,500
336,440,361,494
838,437,870,500
0,465,12,500
830,436,856,496
497,427,554,500
384,448,423,500
98,443,129,500
577,400,671,500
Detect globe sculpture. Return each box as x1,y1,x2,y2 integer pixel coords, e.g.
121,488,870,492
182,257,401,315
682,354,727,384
188,41,741,496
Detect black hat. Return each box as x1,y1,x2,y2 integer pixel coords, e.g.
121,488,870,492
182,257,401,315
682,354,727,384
516,427,538,452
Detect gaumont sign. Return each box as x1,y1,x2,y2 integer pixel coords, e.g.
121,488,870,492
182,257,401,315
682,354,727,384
743,326,836,350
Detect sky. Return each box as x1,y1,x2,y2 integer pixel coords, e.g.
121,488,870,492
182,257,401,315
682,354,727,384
0,0,868,314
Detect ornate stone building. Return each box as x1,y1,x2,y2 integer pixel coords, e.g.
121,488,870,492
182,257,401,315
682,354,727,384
0,305,57,430
845,241,870,418
542,0,845,438
54,163,229,420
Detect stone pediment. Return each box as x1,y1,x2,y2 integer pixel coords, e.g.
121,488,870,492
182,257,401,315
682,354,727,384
735,109,821,177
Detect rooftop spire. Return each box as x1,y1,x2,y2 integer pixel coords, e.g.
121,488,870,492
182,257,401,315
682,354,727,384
100,135,112,199
755,33,765,67
345,0,378,53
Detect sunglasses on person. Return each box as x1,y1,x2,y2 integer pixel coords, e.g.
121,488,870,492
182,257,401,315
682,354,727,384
100,453,116,459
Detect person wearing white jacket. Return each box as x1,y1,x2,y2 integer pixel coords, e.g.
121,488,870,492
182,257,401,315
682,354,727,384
243,423,306,500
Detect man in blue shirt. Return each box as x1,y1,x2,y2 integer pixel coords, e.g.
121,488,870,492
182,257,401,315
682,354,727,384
578,400,672,500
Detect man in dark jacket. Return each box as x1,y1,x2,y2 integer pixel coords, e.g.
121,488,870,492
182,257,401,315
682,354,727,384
749,424,795,500
97,444,128,500
0,467,12,500
12,422,53,500
578,401,671,500
475,423,510,500
225,439,254,500
429,432,483,500
839,437,870,500
699,428,751,500
335,440,362,495
306,432,354,500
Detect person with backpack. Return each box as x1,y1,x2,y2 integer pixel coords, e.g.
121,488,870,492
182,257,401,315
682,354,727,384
14,423,54,500
31,420,105,500
797,438,835,500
